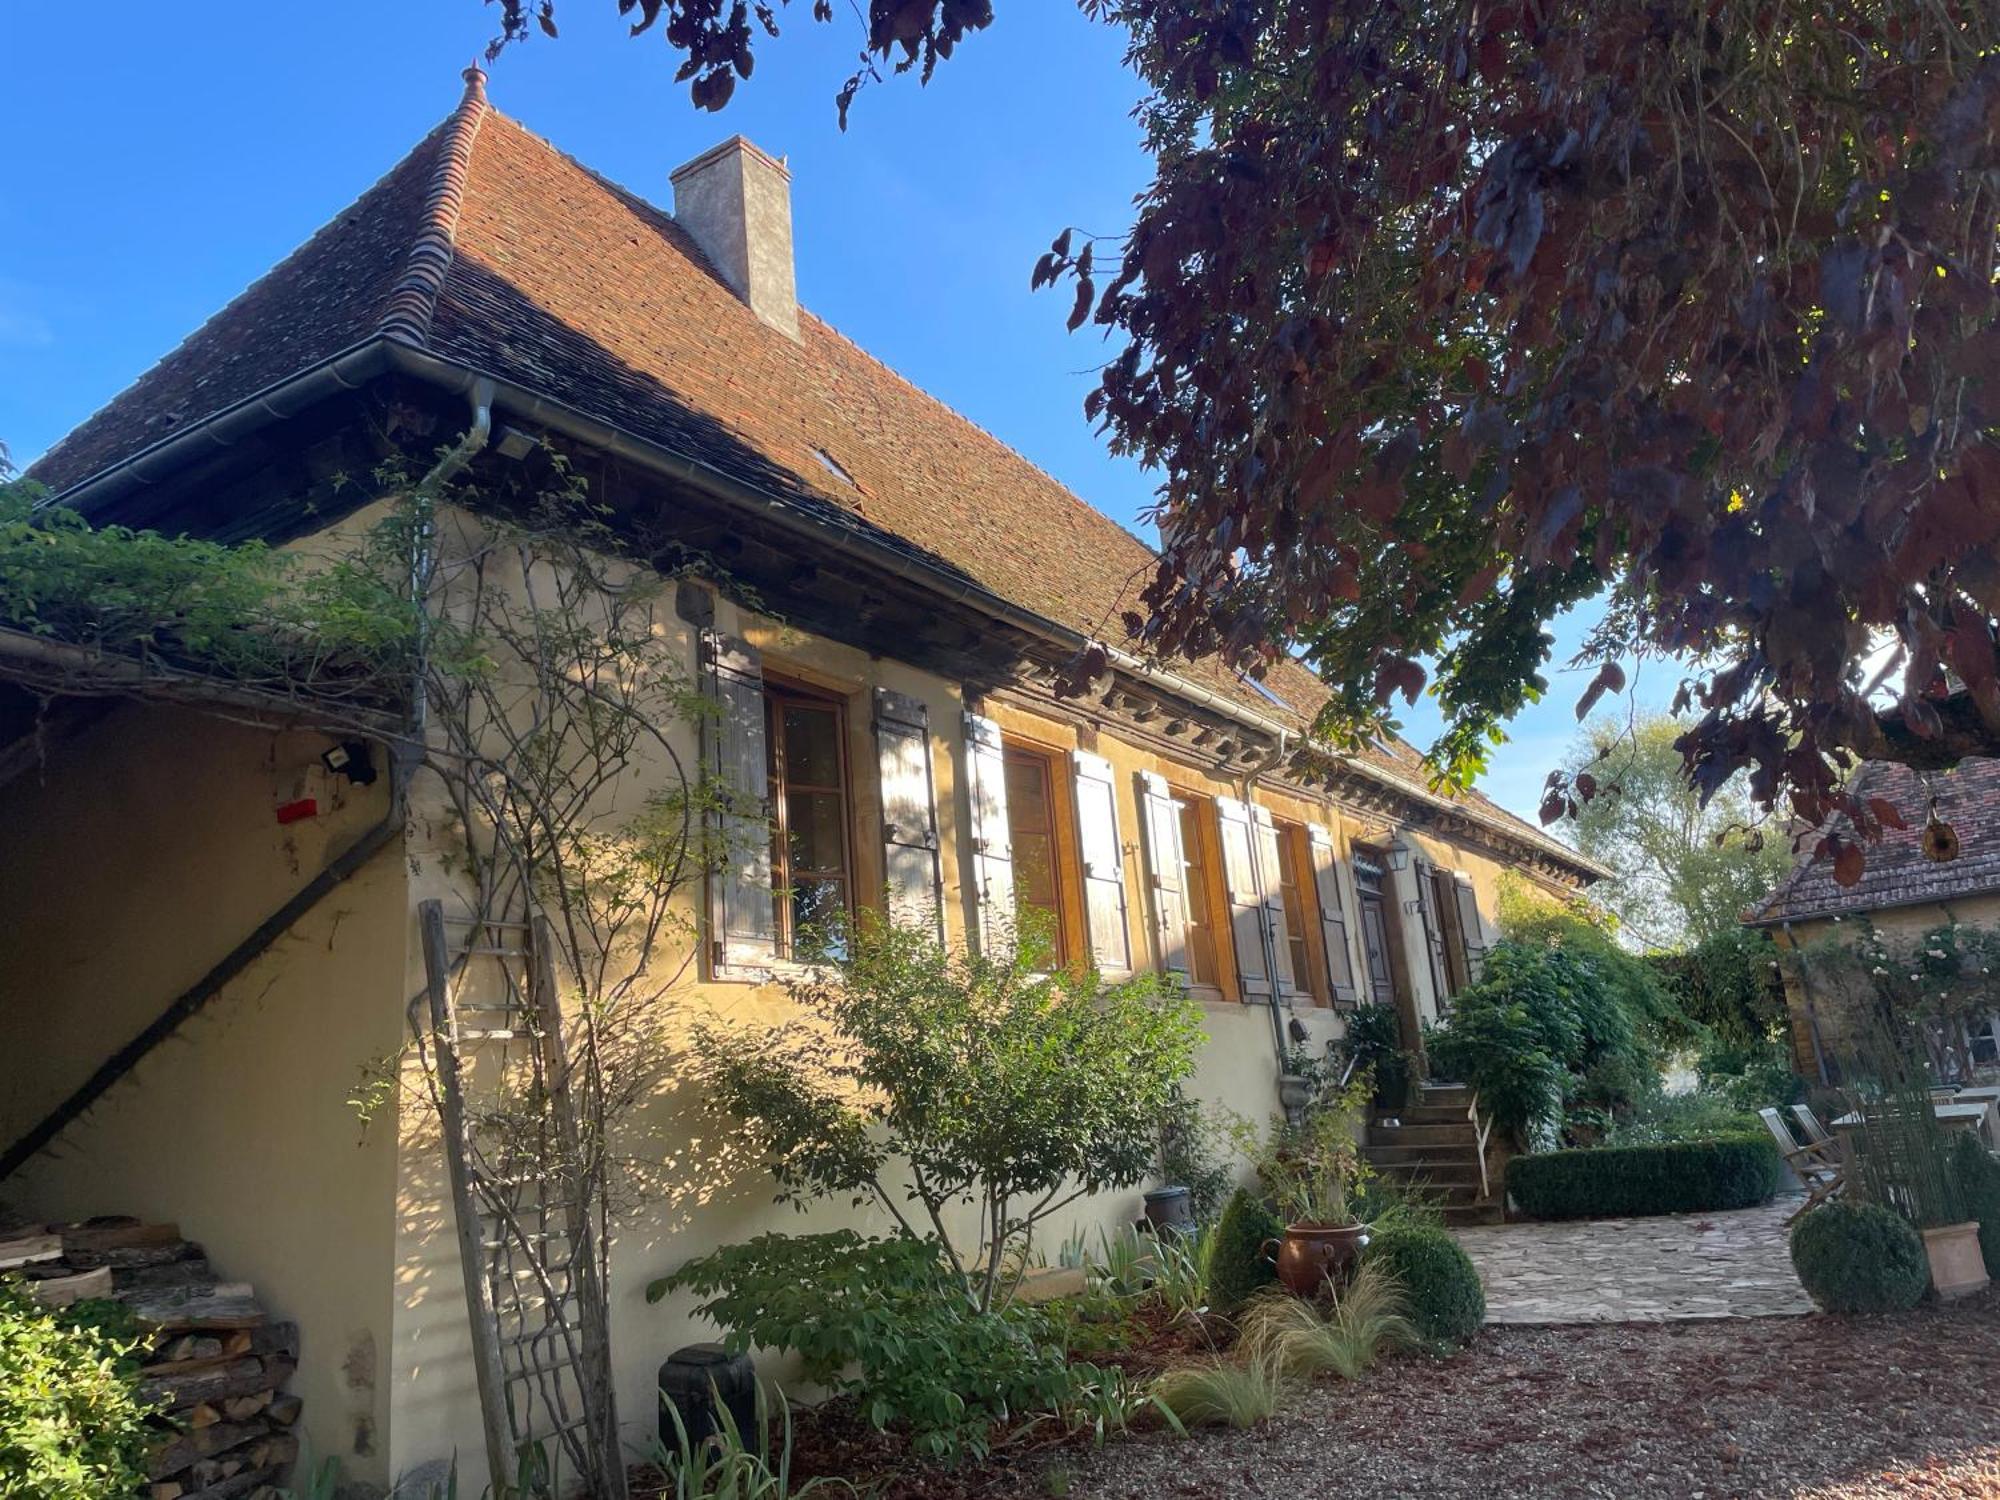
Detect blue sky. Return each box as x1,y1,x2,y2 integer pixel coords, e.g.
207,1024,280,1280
0,2,1658,821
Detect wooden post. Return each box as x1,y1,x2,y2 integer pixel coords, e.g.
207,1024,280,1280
419,900,516,1494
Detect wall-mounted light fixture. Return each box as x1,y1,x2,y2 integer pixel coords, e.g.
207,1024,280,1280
1383,844,1412,874
321,740,378,787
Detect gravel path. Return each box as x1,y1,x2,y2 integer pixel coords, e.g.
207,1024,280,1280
1068,1292,2000,1499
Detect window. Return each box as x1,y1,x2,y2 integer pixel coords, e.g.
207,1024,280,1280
766,681,853,956
1273,821,1323,1005
1177,797,1224,988
1001,745,1069,962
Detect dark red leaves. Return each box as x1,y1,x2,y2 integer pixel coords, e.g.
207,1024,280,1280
1575,661,1627,721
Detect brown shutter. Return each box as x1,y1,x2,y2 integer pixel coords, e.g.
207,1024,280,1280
963,713,1017,959
1071,751,1133,973
1308,823,1359,1005
1252,805,1298,996
700,630,776,977
1413,858,1451,1007
873,688,943,943
1136,771,1191,979
1216,797,1272,1001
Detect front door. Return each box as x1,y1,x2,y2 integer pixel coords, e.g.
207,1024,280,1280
1354,857,1397,1007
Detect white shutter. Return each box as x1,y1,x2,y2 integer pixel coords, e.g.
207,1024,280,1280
1252,804,1298,996
1071,751,1133,973
874,688,944,942
1453,871,1487,984
1216,797,1274,1002
964,713,1017,958
1308,824,1359,1005
700,631,776,977
1136,771,1191,979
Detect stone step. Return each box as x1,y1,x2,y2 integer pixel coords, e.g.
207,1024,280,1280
1362,1143,1481,1166
1367,1160,1486,1187
1367,1122,1479,1148
1420,1081,1470,1100
1442,1202,1506,1228
1373,1105,1470,1127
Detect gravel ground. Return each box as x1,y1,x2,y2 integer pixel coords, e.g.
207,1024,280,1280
1067,1292,2000,1500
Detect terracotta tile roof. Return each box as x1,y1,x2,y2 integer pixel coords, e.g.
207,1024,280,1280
30,74,1588,874
1749,758,2000,925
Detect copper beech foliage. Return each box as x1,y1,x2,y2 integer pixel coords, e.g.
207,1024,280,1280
493,1,1999,881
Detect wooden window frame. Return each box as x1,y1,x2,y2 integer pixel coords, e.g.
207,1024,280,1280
999,740,1075,967
1272,819,1330,1007
765,676,856,960
1170,787,1233,1002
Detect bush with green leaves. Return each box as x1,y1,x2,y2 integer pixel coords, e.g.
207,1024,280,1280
1154,1088,1233,1225
1951,1133,2000,1279
0,1279,155,1500
690,917,1201,1311
1604,1088,1758,1147
1426,932,1666,1147
650,1232,1086,1461
1339,1002,1410,1110
1359,1224,1484,1348
1207,1188,1282,1316
1790,1200,1929,1314
1507,1135,1781,1220
1695,1034,1804,1114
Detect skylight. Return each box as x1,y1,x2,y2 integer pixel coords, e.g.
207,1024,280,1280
813,448,856,487
1239,674,1294,713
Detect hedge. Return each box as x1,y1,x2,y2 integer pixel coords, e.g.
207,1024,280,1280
1208,1186,1283,1314
1507,1133,1781,1220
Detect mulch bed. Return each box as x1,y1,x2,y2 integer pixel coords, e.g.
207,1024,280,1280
1072,1290,2000,1500
634,1294,2000,1498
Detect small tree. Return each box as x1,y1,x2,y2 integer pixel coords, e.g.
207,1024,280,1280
690,917,1202,1310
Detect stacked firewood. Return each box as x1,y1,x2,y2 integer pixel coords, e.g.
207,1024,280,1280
1,1216,303,1500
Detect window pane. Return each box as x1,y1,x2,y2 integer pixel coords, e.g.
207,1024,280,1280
1178,800,1220,987
790,877,848,956
781,703,842,787
786,790,846,875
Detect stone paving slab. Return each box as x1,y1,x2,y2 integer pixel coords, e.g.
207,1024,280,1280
1451,1196,1814,1325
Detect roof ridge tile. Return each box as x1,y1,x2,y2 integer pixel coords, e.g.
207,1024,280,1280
377,66,490,347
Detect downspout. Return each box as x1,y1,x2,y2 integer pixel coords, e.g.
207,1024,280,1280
0,380,483,1183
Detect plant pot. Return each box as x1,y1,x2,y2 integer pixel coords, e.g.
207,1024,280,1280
1921,1221,1990,1301
1261,1222,1370,1298
1142,1185,1195,1237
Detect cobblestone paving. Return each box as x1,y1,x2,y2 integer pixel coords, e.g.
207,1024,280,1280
1451,1196,1814,1324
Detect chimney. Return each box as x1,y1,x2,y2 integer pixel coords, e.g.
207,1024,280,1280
670,136,799,340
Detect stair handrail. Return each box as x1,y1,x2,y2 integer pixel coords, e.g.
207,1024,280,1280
1466,1090,1494,1203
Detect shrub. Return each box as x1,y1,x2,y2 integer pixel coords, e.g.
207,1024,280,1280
1155,1088,1233,1225
1696,1033,1804,1113
1340,1002,1410,1110
1506,1135,1781,1220
1604,1088,1758,1146
1207,1188,1282,1315
689,917,1202,1309
1359,1224,1484,1347
650,1232,1085,1461
1950,1133,2000,1279
0,1279,155,1500
1423,983,1567,1148
1790,1200,1929,1314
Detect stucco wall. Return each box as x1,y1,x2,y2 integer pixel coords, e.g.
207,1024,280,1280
377,538,1559,1488
0,701,407,1486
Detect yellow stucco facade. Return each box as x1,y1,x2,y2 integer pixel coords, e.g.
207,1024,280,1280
0,528,1588,1493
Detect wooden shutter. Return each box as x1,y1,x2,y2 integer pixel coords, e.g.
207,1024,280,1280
963,713,1017,958
1430,865,1471,994
1308,824,1359,1005
1452,872,1487,985
1217,797,1274,1002
1253,805,1298,995
874,688,943,943
1136,772,1191,979
1071,751,1133,973
1413,858,1451,1006
700,631,776,977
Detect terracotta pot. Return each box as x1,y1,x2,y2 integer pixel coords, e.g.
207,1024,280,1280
1261,1223,1370,1297
1922,1222,1990,1302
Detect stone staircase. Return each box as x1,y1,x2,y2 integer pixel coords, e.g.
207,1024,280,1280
1362,1081,1505,1227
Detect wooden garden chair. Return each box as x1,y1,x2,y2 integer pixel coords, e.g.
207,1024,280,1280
1790,1103,1835,1148
1760,1107,1844,1221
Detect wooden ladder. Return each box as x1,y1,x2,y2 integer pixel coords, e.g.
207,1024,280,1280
416,900,627,1499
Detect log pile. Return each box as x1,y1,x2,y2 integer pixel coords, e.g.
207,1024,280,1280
2,1216,303,1500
